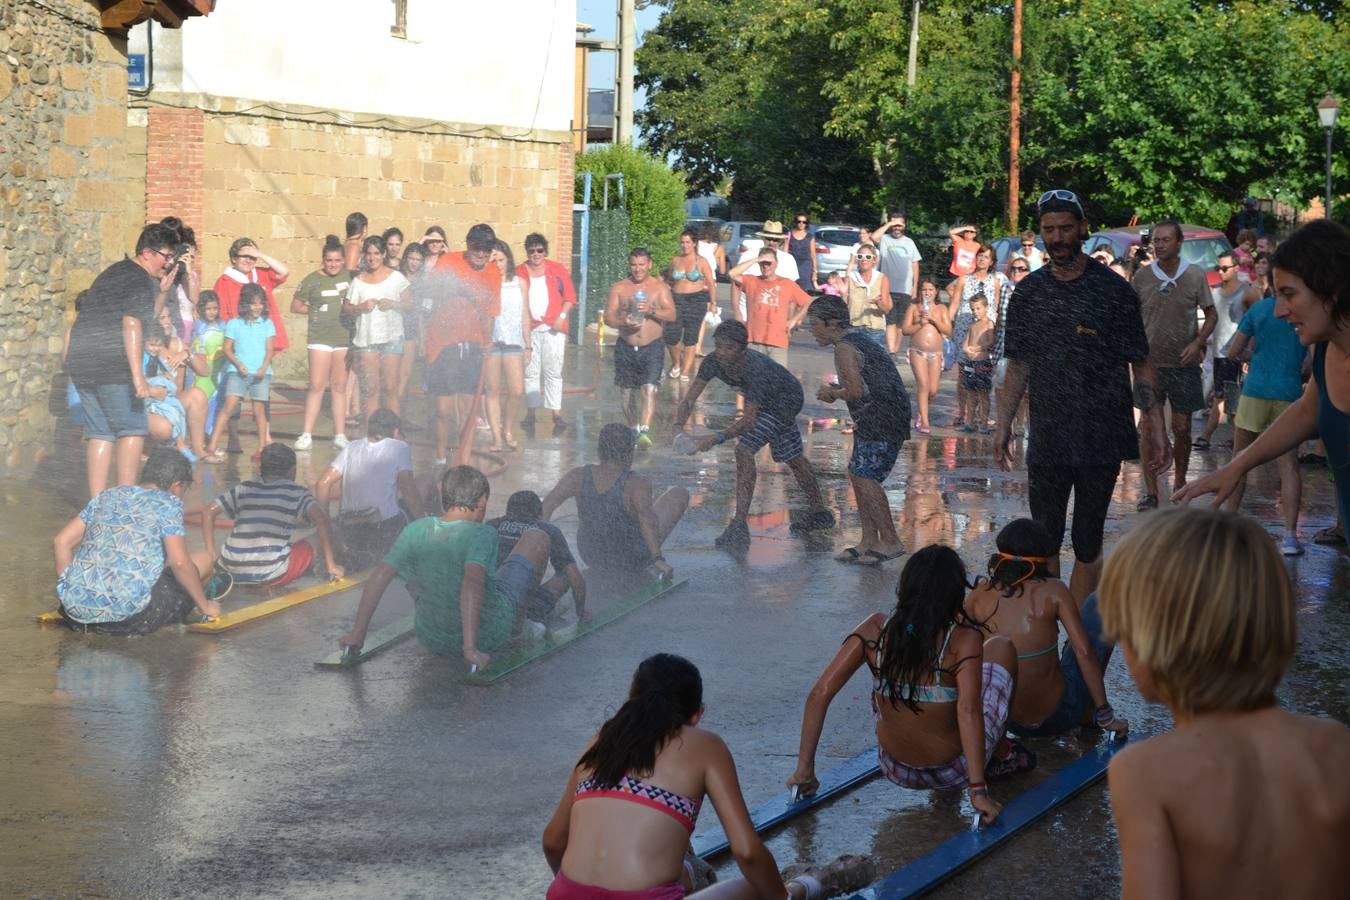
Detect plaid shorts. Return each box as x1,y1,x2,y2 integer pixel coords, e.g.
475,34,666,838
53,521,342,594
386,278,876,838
738,410,803,463
875,661,1013,790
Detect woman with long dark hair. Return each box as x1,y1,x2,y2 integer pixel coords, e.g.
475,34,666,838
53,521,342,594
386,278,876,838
964,519,1129,738
1178,221,1350,526
788,546,1030,827
544,654,873,899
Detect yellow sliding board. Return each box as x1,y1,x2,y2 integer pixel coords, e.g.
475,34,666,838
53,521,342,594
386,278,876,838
187,576,363,634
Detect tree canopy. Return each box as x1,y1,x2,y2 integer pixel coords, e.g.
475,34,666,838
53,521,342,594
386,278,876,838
636,0,1349,233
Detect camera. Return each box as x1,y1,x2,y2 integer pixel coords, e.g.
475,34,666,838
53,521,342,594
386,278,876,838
173,243,193,265
1134,229,1152,259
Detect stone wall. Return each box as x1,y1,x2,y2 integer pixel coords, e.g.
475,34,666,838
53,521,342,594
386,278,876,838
0,0,143,469
129,95,574,381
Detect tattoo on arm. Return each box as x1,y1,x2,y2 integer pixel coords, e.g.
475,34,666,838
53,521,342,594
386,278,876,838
1135,384,1161,412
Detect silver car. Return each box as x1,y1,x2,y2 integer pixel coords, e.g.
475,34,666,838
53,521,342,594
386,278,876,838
813,225,864,277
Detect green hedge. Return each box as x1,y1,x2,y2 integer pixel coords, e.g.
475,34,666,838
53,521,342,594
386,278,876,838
576,144,686,268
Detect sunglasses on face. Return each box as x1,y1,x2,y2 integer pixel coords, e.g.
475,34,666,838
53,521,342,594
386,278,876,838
1010,266,1028,272
1216,264,1238,272
795,219,809,225
857,254,876,260
527,247,547,255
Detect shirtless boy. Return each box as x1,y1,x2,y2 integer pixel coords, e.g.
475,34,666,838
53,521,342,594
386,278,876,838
1099,507,1350,900
959,294,995,433
604,248,675,449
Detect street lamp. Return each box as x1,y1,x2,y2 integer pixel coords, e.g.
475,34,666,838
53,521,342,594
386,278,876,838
1317,92,1339,219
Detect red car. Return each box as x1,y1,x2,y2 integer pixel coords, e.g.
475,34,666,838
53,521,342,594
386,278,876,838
1084,224,1233,288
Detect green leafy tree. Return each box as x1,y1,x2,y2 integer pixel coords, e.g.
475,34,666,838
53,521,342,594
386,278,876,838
575,143,687,264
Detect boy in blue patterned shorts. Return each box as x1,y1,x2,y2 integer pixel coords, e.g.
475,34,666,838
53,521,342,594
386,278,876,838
674,320,833,550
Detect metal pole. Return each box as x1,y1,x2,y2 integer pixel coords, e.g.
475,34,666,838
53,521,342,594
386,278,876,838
906,0,920,88
577,172,592,337
1327,127,1335,220
1008,0,1023,231
617,0,636,144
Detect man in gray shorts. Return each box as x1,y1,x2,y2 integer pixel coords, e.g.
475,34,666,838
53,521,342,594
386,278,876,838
1131,220,1215,507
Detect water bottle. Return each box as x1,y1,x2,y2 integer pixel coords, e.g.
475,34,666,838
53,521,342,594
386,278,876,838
629,290,647,325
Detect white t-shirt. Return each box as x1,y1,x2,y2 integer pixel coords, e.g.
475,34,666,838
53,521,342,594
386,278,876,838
331,436,413,520
527,274,550,331
493,278,527,346
348,270,410,347
876,233,921,295
697,240,719,273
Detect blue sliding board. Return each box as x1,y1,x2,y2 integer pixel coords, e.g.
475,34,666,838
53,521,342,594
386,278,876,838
691,747,881,859
846,736,1129,899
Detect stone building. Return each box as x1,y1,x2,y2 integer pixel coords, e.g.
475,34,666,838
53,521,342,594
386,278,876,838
0,0,577,471
128,0,578,381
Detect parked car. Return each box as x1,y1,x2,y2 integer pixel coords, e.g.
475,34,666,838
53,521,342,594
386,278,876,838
718,221,766,267
812,225,864,277
990,234,1046,273
685,216,724,235
1085,225,1232,287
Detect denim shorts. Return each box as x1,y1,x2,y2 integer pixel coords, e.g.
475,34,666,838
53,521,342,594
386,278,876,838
849,439,900,482
74,383,148,442
223,371,272,401
494,553,536,613
357,339,404,355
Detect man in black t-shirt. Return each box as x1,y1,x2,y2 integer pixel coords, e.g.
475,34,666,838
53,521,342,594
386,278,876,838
995,190,1171,605
673,320,833,550
67,223,182,499
488,490,588,624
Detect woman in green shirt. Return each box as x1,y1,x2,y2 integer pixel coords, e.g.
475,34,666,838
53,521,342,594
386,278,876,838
290,235,354,451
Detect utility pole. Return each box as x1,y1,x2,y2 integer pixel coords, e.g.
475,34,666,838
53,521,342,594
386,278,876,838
906,0,920,88
1008,0,1023,231
616,0,636,144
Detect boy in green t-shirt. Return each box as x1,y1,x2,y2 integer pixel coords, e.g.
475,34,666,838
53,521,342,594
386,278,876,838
339,465,550,669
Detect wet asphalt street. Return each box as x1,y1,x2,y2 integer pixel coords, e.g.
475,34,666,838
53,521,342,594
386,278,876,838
2,327,1347,899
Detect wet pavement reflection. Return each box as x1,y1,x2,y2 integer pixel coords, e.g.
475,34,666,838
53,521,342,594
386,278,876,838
1,332,1346,898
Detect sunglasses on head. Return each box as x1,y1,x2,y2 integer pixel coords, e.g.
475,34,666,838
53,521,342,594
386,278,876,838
1037,188,1085,217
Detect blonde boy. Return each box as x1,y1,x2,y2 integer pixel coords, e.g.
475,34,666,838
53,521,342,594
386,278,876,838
1099,507,1349,899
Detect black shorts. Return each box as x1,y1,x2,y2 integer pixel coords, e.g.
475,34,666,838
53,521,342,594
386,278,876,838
960,359,994,392
338,513,408,572
1134,366,1204,415
669,290,709,346
426,343,484,396
1027,464,1121,563
885,292,913,326
1212,357,1243,400
60,569,195,635
614,339,664,389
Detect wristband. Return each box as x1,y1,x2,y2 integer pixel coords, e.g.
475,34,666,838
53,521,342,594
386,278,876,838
967,781,987,791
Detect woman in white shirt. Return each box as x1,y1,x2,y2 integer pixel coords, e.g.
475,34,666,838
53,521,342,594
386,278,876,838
343,235,411,418
485,240,531,452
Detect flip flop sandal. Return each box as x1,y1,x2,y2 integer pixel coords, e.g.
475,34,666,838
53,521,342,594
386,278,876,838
986,739,1038,779
1193,437,1211,449
834,547,862,563
857,548,904,566
1313,525,1346,546
1137,495,1158,511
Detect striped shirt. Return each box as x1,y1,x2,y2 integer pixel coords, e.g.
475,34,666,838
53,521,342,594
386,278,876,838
216,479,315,583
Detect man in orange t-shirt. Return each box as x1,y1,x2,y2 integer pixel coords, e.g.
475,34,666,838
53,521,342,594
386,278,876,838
727,248,810,364
425,223,501,463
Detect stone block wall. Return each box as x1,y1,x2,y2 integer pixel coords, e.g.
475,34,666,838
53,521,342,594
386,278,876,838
0,0,144,469
128,97,574,381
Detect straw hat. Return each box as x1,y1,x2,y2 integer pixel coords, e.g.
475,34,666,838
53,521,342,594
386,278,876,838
756,220,787,240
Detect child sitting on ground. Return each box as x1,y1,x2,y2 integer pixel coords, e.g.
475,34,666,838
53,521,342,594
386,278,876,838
201,442,344,588
1099,507,1349,899
959,293,995,432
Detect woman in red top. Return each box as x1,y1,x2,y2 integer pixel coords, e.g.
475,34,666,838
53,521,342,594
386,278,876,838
518,232,576,436
213,237,290,351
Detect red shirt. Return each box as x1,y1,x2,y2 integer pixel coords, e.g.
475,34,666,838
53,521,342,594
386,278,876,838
949,235,979,277
425,253,501,361
743,276,809,348
214,267,290,351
